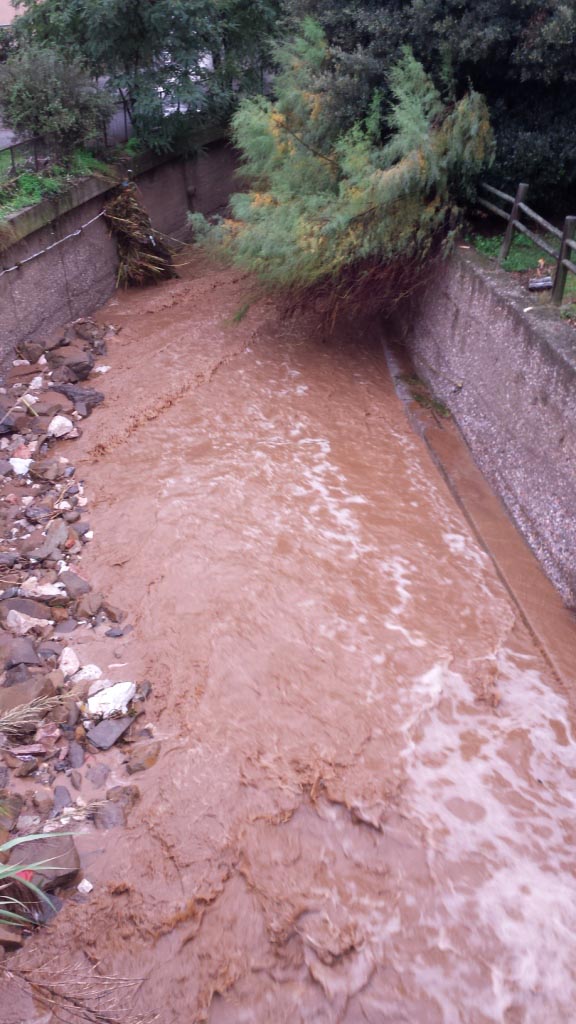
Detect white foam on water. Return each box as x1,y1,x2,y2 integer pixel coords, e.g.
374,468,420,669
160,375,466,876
378,556,413,615
292,436,374,559
378,555,429,645
398,657,576,1022
443,531,489,572
383,620,427,648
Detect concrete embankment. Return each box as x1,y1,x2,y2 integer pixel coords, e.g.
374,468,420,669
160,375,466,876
0,133,235,365
388,248,576,608
1,150,574,610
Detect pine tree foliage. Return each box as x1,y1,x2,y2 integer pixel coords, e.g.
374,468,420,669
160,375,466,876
192,21,493,318
284,0,576,207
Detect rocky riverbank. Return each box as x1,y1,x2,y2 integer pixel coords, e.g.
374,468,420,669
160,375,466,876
1,256,575,1023
0,318,157,953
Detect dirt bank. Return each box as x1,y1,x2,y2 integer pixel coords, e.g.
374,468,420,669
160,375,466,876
5,254,576,1023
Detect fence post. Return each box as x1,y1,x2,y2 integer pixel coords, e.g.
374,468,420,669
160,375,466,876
499,182,529,264
551,215,576,306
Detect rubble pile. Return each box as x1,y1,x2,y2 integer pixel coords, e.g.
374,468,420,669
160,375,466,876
0,319,158,952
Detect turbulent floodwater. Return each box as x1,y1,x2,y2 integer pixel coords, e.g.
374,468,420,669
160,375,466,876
14,256,576,1023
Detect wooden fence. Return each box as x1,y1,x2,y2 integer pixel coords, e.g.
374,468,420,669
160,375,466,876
478,182,576,305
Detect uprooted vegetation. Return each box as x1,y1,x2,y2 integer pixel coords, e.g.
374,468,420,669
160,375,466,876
191,20,494,322
104,183,176,287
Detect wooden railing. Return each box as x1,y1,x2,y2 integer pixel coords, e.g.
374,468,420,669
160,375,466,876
478,182,576,305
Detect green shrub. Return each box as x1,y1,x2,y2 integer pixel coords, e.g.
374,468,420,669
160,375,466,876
0,44,114,157
0,151,113,218
14,0,281,155
0,26,17,63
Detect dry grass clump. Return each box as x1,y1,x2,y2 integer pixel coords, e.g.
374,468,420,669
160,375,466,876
2,956,158,1023
0,695,66,741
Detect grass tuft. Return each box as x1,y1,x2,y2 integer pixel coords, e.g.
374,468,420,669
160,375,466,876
469,231,553,272
0,695,66,741
0,831,60,927
0,148,115,220
469,229,576,305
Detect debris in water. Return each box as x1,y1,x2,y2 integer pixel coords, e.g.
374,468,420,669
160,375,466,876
104,183,176,287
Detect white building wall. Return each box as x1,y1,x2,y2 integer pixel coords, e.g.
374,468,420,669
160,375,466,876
0,0,15,26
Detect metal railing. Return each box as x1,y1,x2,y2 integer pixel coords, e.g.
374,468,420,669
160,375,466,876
478,182,576,305
0,100,133,186
0,135,63,179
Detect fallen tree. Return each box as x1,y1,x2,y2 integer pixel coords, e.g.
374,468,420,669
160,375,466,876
191,20,494,322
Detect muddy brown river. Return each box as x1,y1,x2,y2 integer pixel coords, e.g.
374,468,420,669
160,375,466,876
10,255,576,1023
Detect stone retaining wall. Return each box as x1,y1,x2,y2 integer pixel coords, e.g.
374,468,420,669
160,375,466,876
389,248,576,607
0,137,236,368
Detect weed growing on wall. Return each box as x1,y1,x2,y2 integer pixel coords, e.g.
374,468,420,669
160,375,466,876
0,151,112,220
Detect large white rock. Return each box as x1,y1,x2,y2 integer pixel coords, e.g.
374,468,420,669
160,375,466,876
72,664,103,685
48,415,74,438
59,647,81,678
9,458,32,476
21,577,67,600
87,681,136,719
5,609,51,636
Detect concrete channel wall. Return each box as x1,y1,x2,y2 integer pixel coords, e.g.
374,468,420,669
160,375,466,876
0,135,236,366
390,249,576,608
2,147,574,606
